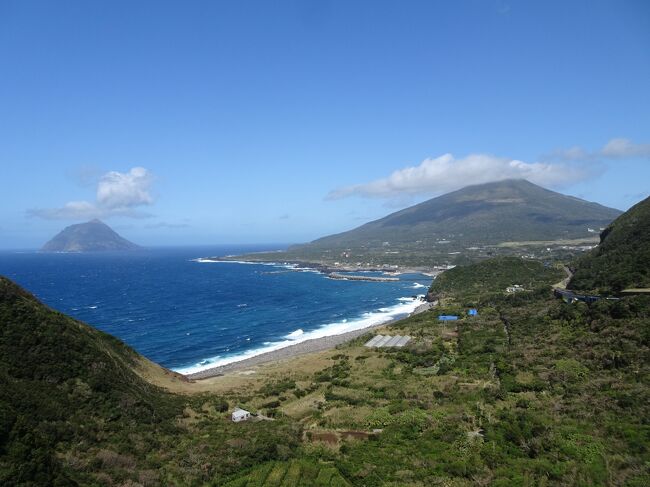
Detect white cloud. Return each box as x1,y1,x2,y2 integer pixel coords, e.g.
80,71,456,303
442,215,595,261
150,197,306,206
28,167,155,220
97,167,153,209
546,138,650,162
327,153,593,200
601,138,650,159
548,146,590,161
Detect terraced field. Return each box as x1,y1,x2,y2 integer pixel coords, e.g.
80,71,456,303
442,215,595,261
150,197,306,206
224,459,350,486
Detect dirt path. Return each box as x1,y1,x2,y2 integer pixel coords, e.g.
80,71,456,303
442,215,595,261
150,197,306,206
552,266,573,290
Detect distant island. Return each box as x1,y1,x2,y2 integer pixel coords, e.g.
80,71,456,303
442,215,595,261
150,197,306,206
41,219,140,252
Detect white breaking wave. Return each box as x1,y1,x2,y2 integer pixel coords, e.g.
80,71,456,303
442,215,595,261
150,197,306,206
192,258,324,275
287,328,304,339
412,283,427,289
192,258,279,266
173,295,423,375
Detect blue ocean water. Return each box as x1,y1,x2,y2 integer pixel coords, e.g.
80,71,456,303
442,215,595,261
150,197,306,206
0,246,431,373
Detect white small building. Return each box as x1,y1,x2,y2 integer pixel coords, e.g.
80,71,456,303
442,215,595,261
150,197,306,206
231,407,251,422
506,284,525,293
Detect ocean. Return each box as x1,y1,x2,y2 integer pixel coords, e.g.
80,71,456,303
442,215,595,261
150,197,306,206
0,246,432,374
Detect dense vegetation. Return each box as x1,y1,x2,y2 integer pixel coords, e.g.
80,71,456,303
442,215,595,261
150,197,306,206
2,269,649,485
428,256,565,302
215,261,648,485
569,196,650,293
2,196,648,485
223,459,350,486
0,277,301,486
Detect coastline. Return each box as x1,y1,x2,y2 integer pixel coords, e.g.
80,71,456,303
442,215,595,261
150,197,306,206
185,298,437,381
182,256,438,381
186,320,389,380
194,256,441,277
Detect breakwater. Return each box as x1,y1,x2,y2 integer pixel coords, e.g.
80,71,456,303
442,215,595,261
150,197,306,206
328,273,399,282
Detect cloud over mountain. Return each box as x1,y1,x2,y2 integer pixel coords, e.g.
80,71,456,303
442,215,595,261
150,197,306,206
328,137,649,201
327,153,592,200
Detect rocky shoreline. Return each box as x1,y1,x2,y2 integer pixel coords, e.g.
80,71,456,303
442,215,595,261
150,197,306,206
201,255,439,278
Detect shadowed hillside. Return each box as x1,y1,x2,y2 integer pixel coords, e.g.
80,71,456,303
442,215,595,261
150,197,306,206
0,276,301,486
569,195,650,293
0,276,182,484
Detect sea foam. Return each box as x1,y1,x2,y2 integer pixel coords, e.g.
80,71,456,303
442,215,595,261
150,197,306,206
287,328,304,339
173,294,422,375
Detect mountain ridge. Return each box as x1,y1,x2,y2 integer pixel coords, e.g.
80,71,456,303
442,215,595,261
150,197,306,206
305,179,621,249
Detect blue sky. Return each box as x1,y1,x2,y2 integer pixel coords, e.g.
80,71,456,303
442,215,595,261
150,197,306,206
1,0,649,249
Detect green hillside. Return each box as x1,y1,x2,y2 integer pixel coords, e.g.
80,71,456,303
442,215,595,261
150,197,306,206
429,256,564,302
224,459,350,487
0,276,300,486
0,276,181,484
569,195,650,293
227,257,648,485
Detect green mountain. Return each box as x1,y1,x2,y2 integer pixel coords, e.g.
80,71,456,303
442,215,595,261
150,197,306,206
303,179,620,250
569,195,650,293
0,276,300,485
41,219,140,252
